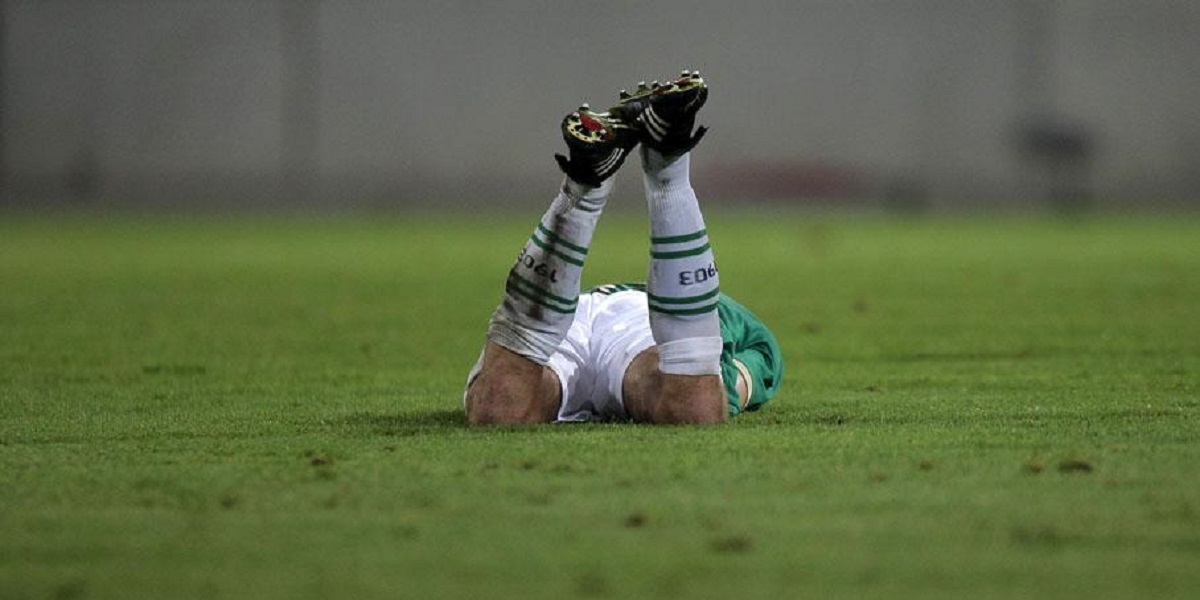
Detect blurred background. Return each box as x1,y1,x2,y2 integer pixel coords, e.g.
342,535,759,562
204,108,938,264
1,0,1197,213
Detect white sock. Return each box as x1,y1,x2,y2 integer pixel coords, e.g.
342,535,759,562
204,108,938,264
642,148,722,375
487,178,611,364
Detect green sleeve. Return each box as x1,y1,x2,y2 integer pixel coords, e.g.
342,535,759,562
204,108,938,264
717,294,784,416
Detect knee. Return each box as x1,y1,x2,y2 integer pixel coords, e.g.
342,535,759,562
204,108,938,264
652,374,728,425
465,377,556,426
463,343,561,425
465,381,523,425
622,351,727,425
654,400,727,424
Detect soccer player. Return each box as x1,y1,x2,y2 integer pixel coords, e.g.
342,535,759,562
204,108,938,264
465,71,783,425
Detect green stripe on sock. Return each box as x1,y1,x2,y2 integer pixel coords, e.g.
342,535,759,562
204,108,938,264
646,287,720,305
509,272,577,308
650,242,711,259
651,229,707,244
536,223,589,255
647,300,720,316
529,234,585,267
506,279,577,315
508,285,576,314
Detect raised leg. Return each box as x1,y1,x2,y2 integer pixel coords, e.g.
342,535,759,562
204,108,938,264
629,72,727,424
466,105,638,425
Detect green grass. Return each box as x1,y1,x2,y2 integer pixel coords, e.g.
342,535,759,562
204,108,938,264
1,210,1197,599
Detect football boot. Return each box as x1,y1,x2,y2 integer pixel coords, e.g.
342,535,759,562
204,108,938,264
554,103,640,187
611,70,709,155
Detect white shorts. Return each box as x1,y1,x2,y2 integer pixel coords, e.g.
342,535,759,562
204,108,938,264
466,289,657,422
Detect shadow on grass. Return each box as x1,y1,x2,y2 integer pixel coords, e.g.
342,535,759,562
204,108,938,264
339,409,468,436
333,407,814,437
334,409,660,437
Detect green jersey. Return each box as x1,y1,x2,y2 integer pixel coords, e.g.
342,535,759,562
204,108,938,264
715,292,784,416
588,283,784,416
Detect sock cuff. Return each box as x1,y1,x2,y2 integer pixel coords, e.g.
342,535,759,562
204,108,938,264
562,177,614,208
641,147,691,192
486,317,557,366
657,336,722,376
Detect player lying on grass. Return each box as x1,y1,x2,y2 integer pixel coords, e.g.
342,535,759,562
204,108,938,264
465,71,783,425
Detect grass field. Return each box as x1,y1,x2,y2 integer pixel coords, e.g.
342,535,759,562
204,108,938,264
1,210,1197,599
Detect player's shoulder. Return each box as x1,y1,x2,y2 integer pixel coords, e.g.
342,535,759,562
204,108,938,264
716,291,755,318
716,291,780,344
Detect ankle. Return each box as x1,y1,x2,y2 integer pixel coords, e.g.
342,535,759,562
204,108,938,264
562,177,614,206
641,146,691,189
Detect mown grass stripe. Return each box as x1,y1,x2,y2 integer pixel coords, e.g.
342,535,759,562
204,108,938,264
536,223,589,256
646,287,721,305
650,242,711,259
651,229,707,245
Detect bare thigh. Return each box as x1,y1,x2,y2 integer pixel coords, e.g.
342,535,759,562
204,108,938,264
465,342,562,425
621,347,727,424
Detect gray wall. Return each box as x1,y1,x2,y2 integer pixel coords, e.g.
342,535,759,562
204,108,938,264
3,1,1198,210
